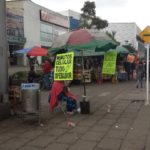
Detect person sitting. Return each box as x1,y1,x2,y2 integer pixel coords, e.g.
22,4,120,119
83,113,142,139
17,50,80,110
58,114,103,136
48,81,77,114
28,66,39,83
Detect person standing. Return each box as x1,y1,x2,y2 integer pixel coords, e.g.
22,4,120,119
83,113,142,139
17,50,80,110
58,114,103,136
28,66,39,83
42,60,52,89
124,61,131,80
136,61,144,88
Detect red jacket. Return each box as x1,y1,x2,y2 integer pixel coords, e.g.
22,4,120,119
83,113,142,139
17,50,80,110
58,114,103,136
49,81,76,111
43,61,51,74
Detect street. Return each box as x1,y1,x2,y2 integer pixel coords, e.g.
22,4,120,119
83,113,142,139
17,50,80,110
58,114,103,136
0,81,149,150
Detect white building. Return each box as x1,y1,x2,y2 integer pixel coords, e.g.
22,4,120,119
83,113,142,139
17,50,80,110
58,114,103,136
104,22,141,49
6,0,69,65
59,9,80,20
104,22,146,58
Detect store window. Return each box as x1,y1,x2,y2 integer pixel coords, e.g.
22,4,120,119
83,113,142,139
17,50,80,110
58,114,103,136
40,23,53,47
53,25,68,39
40,23,68,47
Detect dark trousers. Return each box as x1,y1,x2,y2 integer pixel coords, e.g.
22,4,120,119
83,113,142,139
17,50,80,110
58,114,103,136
58,92,77,112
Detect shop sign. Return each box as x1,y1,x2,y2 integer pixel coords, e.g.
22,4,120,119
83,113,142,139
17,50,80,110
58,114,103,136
7,35,26,44
102,51,117,75
54,52,74,80
40,10,69,28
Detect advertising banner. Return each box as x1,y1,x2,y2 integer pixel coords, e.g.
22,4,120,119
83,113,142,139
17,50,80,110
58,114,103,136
54,52,74,80
6,8,24,37
102,51,117,75
40,10,69,28
6,8,26,43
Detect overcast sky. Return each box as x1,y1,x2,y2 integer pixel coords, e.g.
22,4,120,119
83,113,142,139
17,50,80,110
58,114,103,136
32,0,150,30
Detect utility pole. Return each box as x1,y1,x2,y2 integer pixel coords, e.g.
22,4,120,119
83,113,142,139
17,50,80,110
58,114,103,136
0,0,8,98
140,26,150,105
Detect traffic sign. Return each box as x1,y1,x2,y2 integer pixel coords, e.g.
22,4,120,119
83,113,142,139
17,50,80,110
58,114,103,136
140,26,150,43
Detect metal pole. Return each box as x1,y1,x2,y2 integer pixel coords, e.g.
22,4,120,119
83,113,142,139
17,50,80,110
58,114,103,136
0,0,8,98
145,44,149,105
81,50,86,99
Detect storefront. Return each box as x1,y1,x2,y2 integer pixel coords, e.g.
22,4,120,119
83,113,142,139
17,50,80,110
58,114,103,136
40,10,69,47
6,0,69,66
73,55,104,84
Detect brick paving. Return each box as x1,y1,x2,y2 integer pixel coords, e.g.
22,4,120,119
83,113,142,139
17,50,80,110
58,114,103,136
0,74,150,150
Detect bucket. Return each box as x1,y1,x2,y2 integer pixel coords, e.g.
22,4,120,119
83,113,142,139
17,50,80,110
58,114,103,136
80,101,90,114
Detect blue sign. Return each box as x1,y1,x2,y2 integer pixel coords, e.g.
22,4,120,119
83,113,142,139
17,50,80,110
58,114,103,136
21,83,40,90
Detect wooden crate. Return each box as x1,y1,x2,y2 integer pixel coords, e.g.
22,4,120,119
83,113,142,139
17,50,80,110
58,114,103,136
9,86,21,112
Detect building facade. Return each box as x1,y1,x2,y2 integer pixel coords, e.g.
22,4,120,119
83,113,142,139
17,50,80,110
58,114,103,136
6,0,69,65
104,23,146,59
59,9,80,30
103,23,141,49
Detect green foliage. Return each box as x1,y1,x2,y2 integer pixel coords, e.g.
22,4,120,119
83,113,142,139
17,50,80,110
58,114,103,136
12,71,28,80
122,43,137,54
80,1,108,30
11,70,43,80
106,31,120,45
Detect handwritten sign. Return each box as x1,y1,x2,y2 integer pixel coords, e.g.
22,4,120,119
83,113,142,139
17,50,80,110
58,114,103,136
54,52,74,80
102,51,117,75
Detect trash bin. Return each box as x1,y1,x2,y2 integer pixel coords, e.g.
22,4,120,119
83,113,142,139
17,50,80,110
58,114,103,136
21,83,40,114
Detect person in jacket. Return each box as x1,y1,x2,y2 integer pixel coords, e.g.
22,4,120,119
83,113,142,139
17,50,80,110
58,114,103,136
42,60,52,89
49,81,77,114
28,66,39,83
136,61,144,88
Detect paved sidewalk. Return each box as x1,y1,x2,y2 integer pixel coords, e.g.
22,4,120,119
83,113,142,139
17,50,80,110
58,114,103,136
0,81,149,150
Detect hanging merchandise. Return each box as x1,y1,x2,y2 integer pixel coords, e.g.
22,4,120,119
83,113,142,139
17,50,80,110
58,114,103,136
127,54,135,63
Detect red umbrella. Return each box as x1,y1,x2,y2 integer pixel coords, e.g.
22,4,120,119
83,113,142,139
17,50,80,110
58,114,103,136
27,46,48,56
15,46,48,56
50,29,117,51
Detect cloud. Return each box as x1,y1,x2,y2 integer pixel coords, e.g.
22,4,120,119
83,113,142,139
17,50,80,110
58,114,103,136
31,0,150,29
96,0,128,7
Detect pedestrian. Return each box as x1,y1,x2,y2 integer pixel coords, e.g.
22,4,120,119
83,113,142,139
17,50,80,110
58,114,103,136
42,59,52,89
124,61,131,80
42,59,52,74
131,61,136,80
27,66,39,83
136,61,144,88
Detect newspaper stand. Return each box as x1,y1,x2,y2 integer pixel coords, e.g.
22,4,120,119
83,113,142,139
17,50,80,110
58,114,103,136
21,83,41,124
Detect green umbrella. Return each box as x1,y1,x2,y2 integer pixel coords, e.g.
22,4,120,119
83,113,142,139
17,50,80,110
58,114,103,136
109,46,130,54
49,29,118,98
49,29,117,54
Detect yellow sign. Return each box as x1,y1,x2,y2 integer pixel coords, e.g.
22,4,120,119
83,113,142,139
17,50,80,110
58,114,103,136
140,26,150,43
54,52,74,80
102,51,117,75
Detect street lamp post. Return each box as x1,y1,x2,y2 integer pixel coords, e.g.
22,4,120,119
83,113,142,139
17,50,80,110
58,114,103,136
0,0,8,99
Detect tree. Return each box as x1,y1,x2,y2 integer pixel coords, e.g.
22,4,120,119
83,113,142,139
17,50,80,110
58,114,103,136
122,43,137,54
106,31,120,45
79,1,108,30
